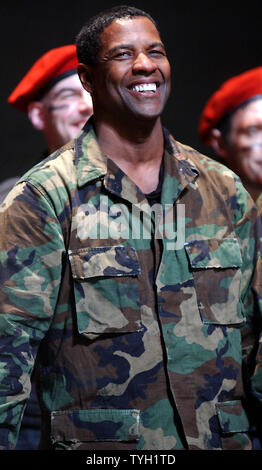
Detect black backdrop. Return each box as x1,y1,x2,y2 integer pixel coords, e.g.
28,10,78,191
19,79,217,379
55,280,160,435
1,0,262,181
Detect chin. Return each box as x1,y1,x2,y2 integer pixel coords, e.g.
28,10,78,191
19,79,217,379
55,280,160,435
132,109,163,121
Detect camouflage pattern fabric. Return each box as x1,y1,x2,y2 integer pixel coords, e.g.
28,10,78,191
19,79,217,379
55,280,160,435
0,120,261,450
256,193,262,216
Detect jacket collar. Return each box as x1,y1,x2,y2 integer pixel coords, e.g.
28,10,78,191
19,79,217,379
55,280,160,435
161,128,199,205
74,118,199,205
75,118,107,186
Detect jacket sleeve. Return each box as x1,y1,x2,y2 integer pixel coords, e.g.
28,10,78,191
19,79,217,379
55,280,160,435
232,179,262,409
250,218,262,407
0,182,64,449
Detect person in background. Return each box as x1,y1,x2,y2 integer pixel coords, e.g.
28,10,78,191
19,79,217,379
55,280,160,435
1,44,93,449
0,6,261,451
0,45,93,204
198,67,262,212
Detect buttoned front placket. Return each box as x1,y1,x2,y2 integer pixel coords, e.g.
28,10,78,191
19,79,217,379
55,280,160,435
73,122,203,448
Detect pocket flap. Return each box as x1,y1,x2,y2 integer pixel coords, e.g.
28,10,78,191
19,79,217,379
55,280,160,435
51,409,140,443
216,400,250,434
69,245,141,280
184,238,242,269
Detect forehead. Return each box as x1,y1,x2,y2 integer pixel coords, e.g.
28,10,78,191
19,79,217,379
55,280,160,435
231,98,262,127
99,17,162,51
46,73,82,98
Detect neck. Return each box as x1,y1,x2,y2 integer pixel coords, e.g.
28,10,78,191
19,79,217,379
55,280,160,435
95,116,163,163
45,134,62,154
94,116,164,193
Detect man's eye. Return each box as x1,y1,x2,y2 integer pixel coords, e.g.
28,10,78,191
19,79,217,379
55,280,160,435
247,126,260,136
245,126,262,137
60,92,77,99
150,49,166,56
114,51,131,59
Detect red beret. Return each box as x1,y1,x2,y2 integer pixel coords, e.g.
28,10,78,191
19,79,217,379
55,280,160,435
198,67,262,144
8,45,78,112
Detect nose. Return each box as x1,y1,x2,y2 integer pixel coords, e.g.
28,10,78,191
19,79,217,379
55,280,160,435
79,91,93,114
132,52,157,75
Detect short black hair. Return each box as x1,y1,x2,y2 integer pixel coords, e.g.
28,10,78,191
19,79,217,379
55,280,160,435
76,5,159,66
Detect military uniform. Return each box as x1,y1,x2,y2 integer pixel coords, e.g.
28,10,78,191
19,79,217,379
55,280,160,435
0,120,261,450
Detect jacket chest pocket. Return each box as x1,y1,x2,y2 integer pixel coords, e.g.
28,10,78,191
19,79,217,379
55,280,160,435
184,238,245,325
68,245,142,339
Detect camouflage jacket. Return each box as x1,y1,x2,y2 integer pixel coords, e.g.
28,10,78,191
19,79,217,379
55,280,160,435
0,121,261,450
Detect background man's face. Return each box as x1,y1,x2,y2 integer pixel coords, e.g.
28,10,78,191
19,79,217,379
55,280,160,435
90,16,171,123
224,98,262,187
42,74,93,147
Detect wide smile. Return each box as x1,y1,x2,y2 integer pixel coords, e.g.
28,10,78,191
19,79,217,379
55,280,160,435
128,81,161,97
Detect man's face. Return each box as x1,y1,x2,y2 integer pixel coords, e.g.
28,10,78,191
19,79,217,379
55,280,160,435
41,74,93,149
88,17,171,123
224,98,262,187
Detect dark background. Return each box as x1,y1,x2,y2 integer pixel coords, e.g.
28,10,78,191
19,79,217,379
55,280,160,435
1,0,262,181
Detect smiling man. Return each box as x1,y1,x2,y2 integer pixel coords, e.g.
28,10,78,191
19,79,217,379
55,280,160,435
0,6,262,451
77,12,171,195
198,67,262,212
0,45,93,204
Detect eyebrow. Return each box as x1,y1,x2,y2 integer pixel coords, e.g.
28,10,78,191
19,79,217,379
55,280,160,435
108,41,165,55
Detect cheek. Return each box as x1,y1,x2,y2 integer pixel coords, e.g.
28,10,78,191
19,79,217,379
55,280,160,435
165,63,171,81
239,157,250,174
58,110,73,126
94,77,121,104
51,116,71,139
231,150,255,178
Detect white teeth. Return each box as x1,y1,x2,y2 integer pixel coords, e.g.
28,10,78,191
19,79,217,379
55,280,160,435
132,83,157,92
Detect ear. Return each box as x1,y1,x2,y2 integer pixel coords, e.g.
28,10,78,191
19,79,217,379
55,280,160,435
27,101,46,131
77,63,93,94
208,128,229,160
